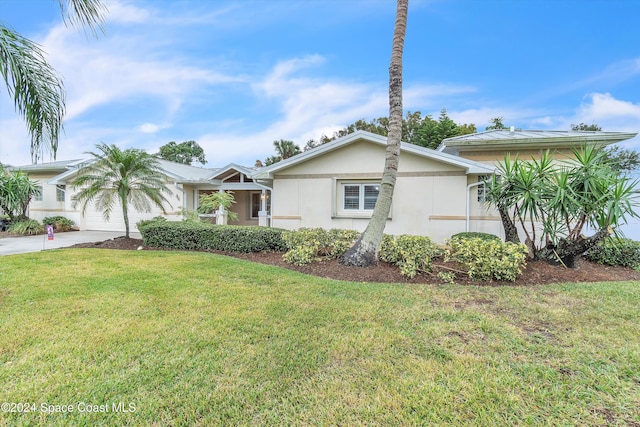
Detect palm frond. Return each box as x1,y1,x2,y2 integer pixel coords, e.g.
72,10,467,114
0,25,65,162
57,0,108,37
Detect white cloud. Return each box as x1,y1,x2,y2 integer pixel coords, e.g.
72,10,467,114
105,1,151,24
137,123,167,134
40,26,243,121
578,92,640,122
404,83,476,110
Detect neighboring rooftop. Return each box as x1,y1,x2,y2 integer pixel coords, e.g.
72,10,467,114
7,159,84,173
439,129,638,152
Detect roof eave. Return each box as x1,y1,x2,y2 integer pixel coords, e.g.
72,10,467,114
442,132,638,150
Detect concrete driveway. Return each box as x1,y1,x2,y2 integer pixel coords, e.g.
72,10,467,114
0,231,141,256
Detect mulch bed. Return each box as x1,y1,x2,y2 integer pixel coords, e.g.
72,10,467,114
67,236,640,286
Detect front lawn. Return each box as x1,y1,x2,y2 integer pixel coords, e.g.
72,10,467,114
1,249,639,426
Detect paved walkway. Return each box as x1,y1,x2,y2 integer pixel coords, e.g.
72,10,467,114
0,231,141,256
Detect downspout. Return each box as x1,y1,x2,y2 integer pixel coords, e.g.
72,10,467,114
174,182,187,214
466,181,484,233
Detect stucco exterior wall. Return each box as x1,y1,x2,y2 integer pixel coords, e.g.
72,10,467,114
26,172,78,225
67,182,183,232
270,142,505,243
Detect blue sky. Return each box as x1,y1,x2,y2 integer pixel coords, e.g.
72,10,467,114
1,0,639,168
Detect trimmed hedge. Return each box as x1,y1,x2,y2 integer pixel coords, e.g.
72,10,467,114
138,220,287,253
584,237,640,269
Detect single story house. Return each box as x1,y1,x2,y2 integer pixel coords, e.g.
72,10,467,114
19,159,271,232
13,129,638,243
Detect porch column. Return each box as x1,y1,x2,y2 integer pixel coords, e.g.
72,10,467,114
258,189,269,227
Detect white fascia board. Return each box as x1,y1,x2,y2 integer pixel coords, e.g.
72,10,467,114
441,131,638,150
400,143,496,174
205,163,254,180
251,131,388,179
251,130,496,178
46,168,81,185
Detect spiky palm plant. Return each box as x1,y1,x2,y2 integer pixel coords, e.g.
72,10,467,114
71,143,171,238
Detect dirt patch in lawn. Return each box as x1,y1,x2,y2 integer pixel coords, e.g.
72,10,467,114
67,236,640,286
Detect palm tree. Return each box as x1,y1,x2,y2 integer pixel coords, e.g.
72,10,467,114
0,0,106,163
274,139,301,159
341,0,408,267
264,140,302,166
71,143,172,238
0,165,41,220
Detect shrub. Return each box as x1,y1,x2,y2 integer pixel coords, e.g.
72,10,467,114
379,234,444,278
136,216,167,233
8,219,44,235
447,238,527,282
138,221,286,253
450,232,501,243
282,228,360,265
584,237,640,269
42,216,74,232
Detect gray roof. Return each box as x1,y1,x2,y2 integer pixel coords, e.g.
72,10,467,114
155,159,214,181
43,158,215,185
439,129,638,151
9,159,84,173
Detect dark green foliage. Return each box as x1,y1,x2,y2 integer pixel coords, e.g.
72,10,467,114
304,109,476,150
8,219,44,235
571,123,602,131
42,215,74,231
584,238,640,269
157,140,207,165
0,166,41,220
136,216,167,232
450,232,501,243
485,117,507,130
138,221,287,253
264,140,302,165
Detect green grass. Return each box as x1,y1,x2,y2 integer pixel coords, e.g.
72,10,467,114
0,249,639,426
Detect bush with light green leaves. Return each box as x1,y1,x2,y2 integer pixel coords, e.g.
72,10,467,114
447,237,528,281
282,228,360,266
8,219,44,235
379,234,444,278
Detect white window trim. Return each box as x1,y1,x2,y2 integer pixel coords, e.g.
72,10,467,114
333,180,385,219
56,184,66,202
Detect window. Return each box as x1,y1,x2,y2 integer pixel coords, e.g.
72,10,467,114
56,185,66,202
342,183,379,211
477,175,489,202
33,185,43,201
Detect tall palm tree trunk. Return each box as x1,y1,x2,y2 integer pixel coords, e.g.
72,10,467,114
341,0,408,267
